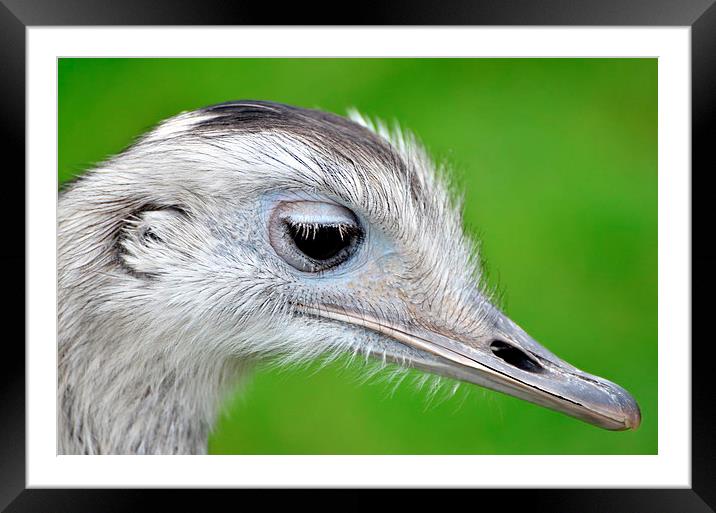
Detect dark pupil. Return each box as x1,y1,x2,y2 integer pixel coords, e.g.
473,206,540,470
288,223,352,261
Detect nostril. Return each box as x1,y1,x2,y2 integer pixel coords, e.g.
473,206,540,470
490,340,543,373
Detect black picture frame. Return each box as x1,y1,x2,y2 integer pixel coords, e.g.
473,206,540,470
2,0,713,510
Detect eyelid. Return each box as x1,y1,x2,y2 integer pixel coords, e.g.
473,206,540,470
276,201,357,226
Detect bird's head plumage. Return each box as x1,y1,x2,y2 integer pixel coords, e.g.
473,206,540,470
58,100,640,431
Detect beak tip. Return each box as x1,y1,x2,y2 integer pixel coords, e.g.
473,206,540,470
623,399,642,431
607,382,641,431
567,374,642,431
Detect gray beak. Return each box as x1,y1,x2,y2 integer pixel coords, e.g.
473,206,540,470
301,304,641,431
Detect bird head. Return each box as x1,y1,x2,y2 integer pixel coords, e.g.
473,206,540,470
61,100,641,431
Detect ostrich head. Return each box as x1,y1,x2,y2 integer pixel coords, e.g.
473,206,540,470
58,100,641,454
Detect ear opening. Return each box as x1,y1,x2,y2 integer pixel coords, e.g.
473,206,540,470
116,205,187,279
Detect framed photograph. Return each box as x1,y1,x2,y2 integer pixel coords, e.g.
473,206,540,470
4,0,713,510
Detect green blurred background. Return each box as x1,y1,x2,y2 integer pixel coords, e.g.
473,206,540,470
58,58,657,454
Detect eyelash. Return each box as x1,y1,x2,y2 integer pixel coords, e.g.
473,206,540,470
286,221,360,241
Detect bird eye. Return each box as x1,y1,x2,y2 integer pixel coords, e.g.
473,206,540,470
269,201,363,273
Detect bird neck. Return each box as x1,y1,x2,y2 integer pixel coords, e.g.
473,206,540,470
58,326,247,454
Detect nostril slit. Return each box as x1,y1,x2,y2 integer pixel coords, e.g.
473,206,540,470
490,340,543,373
